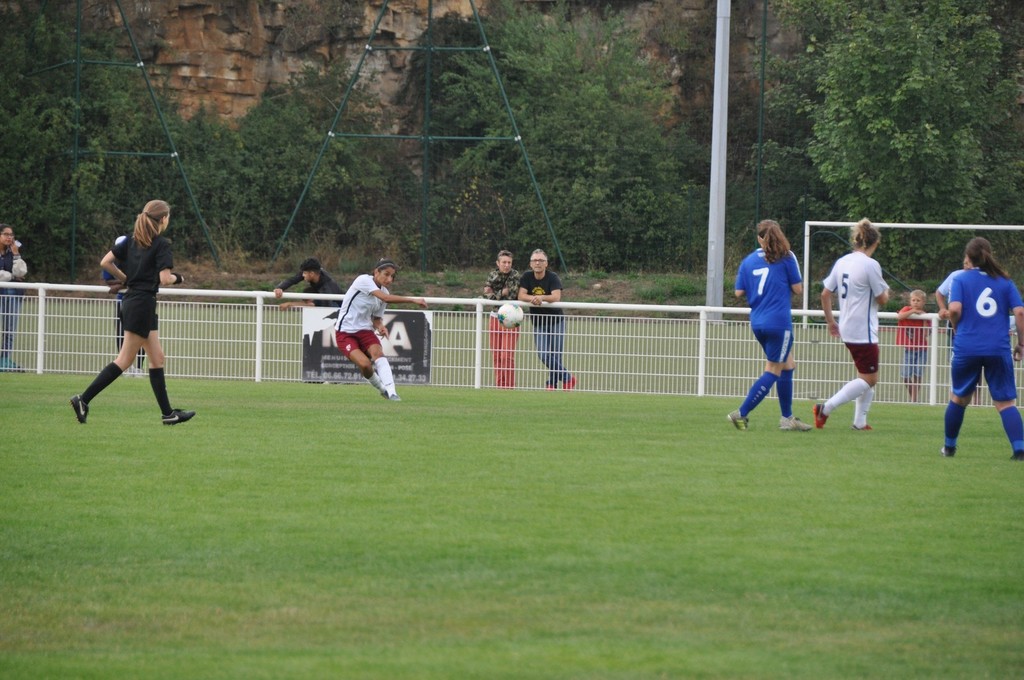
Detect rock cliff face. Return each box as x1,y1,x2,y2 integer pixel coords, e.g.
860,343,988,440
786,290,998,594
81,0,791,121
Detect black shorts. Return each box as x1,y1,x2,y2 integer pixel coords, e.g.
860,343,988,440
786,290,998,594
120,291,159,338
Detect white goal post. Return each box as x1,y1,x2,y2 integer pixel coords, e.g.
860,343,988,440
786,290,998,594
801,221,1024,313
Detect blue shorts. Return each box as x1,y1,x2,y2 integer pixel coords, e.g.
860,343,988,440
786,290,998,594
950,353,1018,402
901,348,927,379
753,328,793,364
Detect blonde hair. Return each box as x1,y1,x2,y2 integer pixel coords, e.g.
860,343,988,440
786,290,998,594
133,200,170,248
851,218,880,251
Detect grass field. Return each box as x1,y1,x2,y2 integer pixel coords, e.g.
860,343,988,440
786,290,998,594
2,374,1022,679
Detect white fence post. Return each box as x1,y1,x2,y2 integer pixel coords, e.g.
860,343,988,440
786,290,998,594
35,288,46,375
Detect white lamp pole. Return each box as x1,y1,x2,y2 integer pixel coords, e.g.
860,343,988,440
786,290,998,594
705,0,731,310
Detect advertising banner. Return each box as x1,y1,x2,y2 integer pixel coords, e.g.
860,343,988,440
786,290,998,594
301,308,432,384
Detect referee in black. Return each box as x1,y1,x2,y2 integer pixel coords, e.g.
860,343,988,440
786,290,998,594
70,199,194,425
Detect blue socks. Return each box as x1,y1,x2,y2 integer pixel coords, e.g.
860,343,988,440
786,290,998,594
777,369,794,418
999,407,1024,453
740,371,779,417
944,401,966,449
945,401,1024,454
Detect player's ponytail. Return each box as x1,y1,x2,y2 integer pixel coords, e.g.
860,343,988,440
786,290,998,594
133,199,170,248
851,218,880,251
965,237,1009,279
756,219,791,264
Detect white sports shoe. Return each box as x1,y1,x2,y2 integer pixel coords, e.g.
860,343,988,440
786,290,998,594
779,415,812,431
727,410,748,430
388,394,402,401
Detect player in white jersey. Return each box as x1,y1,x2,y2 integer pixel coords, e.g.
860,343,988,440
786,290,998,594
814,218,890,430
334,259,427,401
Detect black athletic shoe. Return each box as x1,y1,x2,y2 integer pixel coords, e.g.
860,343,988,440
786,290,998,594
1011,451,1024,462
161,409,196,425
941,446,957,457
70,395,88,424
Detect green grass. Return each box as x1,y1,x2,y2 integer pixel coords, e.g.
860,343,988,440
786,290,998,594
2,374,1022,678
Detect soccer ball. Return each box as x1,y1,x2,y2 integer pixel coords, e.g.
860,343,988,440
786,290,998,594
497,303,524,329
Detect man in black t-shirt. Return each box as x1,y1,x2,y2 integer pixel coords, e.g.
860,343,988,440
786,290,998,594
274,258,343,309
518,249,576,390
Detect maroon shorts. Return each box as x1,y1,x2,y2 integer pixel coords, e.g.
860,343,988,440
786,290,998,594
335,329,381,359
845,342,880,375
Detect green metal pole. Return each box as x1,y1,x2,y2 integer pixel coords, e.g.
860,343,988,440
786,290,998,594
754,0,768,226
70,0,84,281
420,0,434,271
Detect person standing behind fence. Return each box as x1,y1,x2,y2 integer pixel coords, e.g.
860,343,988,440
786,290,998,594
935,256,971,346
69,200,194,425
729,220,812,431
896,289,929,403
333,258,427,401
273,257,343,309
518,249,575,390
941,237,1024,461
814,218,889,431
0,224,28,371
103,235,146,376
483,250,521,389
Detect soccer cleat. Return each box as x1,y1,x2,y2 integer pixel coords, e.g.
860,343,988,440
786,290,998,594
379,386,390,399
563,375,577,391
941,446,957,457
161,409,196,425
727,410,748,431
779,416,812,431
70,395,89,424
388,394,402,401
812,403,828,429
851,424,873,431
1011,451,1024,462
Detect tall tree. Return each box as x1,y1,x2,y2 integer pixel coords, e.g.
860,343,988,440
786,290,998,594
428,0,689,270
773,0,1024,277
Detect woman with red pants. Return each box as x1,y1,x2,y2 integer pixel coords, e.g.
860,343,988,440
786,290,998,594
483,250,521,388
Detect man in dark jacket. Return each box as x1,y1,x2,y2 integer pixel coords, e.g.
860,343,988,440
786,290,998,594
273,258,344,308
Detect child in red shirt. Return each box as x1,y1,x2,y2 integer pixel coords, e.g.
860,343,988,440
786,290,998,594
896,289,929,402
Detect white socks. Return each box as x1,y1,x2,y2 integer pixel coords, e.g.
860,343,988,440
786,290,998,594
853,387,874,429
374,357,396,397
823,376,872,413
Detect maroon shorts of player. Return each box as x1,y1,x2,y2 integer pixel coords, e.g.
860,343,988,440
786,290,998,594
845,342,880,375
335,329,381,359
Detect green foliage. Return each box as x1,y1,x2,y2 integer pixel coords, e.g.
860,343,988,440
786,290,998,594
772,0,1024,278
1,0,1022,281
809,0,1006,225
428,0,692,270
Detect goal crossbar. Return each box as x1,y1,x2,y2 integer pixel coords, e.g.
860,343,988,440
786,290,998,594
801,221,1024,312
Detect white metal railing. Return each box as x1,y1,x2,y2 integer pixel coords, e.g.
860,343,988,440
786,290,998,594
1,281,1020,406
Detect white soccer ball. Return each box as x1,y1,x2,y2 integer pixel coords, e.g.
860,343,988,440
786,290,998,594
497,303,524,329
